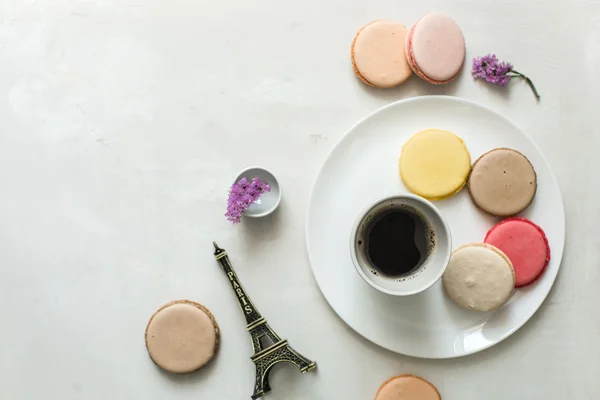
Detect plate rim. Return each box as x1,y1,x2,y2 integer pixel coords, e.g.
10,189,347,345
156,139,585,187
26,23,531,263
305,95,565,359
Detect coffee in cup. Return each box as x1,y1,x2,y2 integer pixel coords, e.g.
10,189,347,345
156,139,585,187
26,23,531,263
350,194,451,296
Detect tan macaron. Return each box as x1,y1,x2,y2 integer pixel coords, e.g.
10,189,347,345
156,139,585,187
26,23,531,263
468,148,537,217
351,20,412,88
375,375,441,400
145,300,220,374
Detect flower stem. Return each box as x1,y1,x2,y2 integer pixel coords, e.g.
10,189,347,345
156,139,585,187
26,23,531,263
509,70,540,100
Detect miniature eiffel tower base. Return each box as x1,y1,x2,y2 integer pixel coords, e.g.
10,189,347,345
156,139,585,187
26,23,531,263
251,339,316,399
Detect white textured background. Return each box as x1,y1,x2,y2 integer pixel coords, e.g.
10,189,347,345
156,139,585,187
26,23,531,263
0,1,596,399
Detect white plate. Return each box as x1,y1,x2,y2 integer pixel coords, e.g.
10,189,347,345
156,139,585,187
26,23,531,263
305,96,565,359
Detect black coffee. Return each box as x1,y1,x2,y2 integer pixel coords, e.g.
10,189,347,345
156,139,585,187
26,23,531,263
364,209,431,277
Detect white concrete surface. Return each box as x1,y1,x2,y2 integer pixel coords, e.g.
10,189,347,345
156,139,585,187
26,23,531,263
0,1,596,399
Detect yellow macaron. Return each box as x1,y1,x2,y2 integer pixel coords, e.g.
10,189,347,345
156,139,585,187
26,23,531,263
399,129,470,200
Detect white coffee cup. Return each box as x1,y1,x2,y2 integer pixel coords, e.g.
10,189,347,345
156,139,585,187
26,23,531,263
349,194,452,296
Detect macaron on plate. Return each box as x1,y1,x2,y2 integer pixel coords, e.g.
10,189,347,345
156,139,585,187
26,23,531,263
306,96,565,358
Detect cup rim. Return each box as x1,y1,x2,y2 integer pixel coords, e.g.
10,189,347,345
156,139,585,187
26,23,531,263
349,193,452,296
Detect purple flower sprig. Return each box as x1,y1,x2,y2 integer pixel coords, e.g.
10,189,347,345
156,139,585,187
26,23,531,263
472,54,540,100
225,177,271,224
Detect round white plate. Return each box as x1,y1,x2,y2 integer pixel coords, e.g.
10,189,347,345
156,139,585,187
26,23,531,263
305,96,565,359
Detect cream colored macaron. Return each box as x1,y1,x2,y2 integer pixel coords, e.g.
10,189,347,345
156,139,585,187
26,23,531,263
399,129,471,200
374,375,441,400
145,300,220,374
351,20,412,88
442,243,515,312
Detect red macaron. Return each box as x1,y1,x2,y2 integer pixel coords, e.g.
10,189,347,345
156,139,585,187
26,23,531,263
484,217,550,287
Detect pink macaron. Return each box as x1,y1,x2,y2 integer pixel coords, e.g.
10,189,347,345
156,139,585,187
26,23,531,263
405,13,466,84
484,217,550,287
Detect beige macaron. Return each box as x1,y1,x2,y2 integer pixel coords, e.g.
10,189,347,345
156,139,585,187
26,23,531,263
374,375,441,400
442,243,515,312
145,300,220,374
351,20,412,88
468,148,537,217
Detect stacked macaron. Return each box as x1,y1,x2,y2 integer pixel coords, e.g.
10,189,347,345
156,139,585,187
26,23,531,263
351,13,465,88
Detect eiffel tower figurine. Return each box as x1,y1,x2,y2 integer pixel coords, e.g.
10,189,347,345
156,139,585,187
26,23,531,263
213,242,317,399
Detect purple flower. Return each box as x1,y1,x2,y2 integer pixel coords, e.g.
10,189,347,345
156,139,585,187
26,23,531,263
472,54,513,86
225,177,271,224
472,54,540,99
